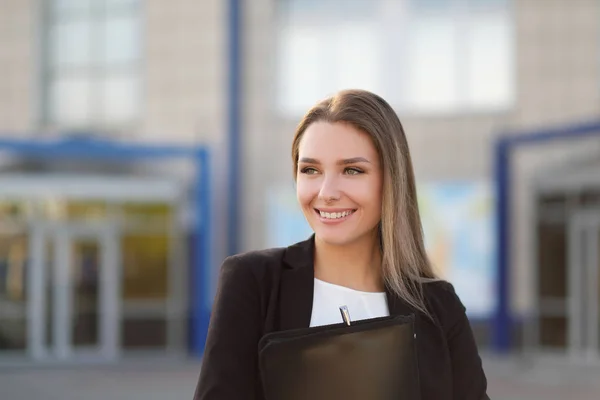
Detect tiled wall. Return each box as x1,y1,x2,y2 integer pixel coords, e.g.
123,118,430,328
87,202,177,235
0,0,36,134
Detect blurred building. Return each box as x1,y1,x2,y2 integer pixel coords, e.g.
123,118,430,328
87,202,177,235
0,0,599,365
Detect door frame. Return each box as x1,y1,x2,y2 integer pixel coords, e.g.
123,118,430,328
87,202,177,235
27,222,120,362
567,209,600,362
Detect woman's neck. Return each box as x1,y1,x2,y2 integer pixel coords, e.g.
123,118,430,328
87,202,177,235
313,233,384,293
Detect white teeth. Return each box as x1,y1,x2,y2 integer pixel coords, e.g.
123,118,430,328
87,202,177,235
319,210,353,219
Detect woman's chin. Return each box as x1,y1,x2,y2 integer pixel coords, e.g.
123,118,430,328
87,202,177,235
313,223,380,248
314,230,357,247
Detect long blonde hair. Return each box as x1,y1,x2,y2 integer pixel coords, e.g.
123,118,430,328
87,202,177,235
291,89,437,317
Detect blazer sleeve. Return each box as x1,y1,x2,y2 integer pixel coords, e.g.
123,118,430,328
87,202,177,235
193,255,262,400
443,283,489,400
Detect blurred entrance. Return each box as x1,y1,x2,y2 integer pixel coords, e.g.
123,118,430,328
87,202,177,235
527,168,600,364
0,175,190,365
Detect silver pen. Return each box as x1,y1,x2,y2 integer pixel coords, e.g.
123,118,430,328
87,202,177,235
339,305,352,326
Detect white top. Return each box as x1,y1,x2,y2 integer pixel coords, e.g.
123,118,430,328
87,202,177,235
309,278,390,327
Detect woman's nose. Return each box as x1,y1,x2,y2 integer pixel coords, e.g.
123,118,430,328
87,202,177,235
318,176,341,203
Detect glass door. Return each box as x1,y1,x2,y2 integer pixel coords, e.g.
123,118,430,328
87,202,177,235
568,210,600,362
28,223,120,362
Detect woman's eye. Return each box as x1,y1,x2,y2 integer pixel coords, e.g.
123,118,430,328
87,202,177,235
300,167,318,175
345,168,363,175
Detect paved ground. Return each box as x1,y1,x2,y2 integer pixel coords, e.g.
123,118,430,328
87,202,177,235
1,354,600,399
484,355,600,400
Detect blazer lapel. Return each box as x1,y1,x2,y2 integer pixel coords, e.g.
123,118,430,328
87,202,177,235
278,235,315,331
385,286,417,318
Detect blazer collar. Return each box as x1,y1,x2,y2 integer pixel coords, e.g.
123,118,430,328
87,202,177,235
278,234,415,331
279,235,315,330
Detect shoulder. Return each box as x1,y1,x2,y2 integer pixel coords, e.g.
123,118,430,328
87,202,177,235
218,235,314,281
422,279,463,306
219,246,287,280
212,247,288,305
421,279,467,332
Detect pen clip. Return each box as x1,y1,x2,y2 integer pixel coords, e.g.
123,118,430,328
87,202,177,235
339,305,352,326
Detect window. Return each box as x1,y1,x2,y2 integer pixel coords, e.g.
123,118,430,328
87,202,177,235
44,0,142,128
276,0,513,117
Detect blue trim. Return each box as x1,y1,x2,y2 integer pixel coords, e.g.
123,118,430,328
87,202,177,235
501,119,600,145
493,139,510,352
0,136,197,159
227,0,242,256
191,148,212,357
0,135,213,358
492,119,600,353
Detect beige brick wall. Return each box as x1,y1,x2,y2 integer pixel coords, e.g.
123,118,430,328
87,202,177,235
143,0,226,144
241,0,279,252
143,0,230,271
513,0,600,128
0,0,36,135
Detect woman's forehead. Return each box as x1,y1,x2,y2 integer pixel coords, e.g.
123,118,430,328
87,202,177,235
298,122,378,160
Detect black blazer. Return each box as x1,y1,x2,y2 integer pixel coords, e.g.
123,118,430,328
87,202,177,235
193,236,488,400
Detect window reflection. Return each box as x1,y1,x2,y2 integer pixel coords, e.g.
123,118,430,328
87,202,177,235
49,75,94,125
0,232,28,351
276,0,513,115
122,234,169,299
0,234,27,302
102,15,140,65
51,0,93,16
43,199,107,221
50,21,93,67
103,74,140,123
0,201,29,304
46,0,141,127
71,240,100,347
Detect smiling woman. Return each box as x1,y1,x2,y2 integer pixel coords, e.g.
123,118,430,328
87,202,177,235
194,89,489,400
289,90,437,307
295,121,383,254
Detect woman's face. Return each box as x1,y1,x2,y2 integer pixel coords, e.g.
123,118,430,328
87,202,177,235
296,121,383,247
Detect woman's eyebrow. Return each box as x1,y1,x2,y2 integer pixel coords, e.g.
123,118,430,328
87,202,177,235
298,157,371,165
299,157,319,164
338,157,371,165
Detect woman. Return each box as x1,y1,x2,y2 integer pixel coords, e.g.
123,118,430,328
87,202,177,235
194,89,489,399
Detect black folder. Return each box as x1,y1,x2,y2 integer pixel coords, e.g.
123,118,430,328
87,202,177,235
258,314,421,400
